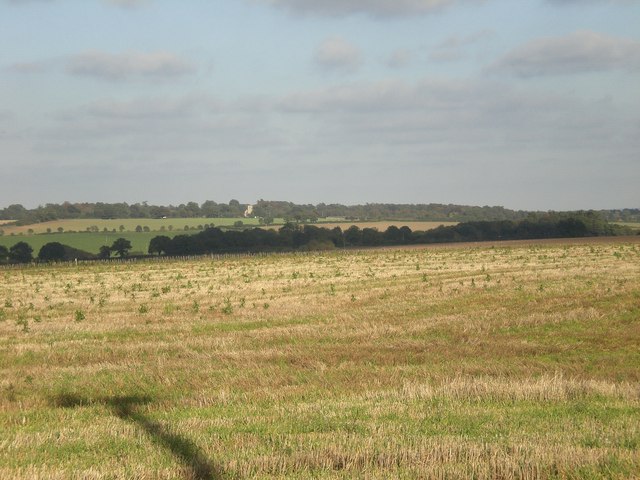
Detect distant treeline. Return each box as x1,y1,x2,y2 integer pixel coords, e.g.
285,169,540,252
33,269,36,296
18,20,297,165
147,212,634,257
0,212,634,265
0,200,247,225
2,199,639,226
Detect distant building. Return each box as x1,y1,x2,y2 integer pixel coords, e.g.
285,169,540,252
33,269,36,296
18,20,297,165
244,205,254,218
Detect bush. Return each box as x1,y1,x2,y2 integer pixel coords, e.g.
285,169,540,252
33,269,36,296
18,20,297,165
9,242,33,263
38,242,66,262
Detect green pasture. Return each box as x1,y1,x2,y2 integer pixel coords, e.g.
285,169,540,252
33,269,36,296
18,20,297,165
0,217,284,236
0,232,171,256
614,222,640,231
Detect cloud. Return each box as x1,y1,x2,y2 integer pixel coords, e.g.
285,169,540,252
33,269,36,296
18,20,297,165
5,61,50,73
2,0,53,4
3,0,149,6
385,49,411,68
546,0,639,5
430,29,493,62
66,51,195,81
254,0,483,18
493,30,640,77
104,0,148,7
77,95,220,120
314,37,362,72
275,77,639,161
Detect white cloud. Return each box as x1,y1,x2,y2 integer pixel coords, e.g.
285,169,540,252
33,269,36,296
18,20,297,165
314,37,362,72
255,0,483,18
430,29,493,62
78,95,219,120
385,49,411,68
104,0,148,7
66,51,195,81
492,31,640,77
3,0,149,6
5,61,49,73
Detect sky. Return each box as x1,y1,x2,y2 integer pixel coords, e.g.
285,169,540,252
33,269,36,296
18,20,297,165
0,0,639,211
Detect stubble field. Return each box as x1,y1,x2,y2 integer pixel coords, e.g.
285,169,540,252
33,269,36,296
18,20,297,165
1,238,639,479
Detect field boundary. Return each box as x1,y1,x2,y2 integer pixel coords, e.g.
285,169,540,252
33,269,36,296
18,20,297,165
2,235,638,270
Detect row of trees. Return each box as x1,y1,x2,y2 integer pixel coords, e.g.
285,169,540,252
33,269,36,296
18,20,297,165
1,212,633,264
251,200,533,223
0,200,248,225
0,238,133,264
147,212,632,257
5,199,638,227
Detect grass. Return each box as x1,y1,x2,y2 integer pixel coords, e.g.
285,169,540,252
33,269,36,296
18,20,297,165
0,220,458,255
614,222,640,232
0,231,171,255
0,217,274,236
0,239,639,478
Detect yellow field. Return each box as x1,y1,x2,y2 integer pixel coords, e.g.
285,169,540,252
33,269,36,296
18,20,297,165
1,239,639,478
0,219,457,236
303,221,458,231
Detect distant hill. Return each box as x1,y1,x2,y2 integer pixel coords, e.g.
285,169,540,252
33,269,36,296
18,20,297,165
1,200,638,226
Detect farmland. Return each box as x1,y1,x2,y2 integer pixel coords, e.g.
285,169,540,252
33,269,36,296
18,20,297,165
1,238,639,478
0,232,166,256
0,221,457,256
0,218,270,236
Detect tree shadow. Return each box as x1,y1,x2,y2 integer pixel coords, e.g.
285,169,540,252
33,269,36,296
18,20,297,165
50,393,223,480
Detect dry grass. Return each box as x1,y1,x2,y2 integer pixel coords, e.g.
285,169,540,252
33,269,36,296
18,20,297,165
1,239,639,478
268,220,459,231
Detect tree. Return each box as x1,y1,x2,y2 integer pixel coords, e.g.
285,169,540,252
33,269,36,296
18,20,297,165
148,235,171,256
110,238,132,257
38,242,66,262
9,241,33,263
0,245,8,264
344,226,362,246
135,225,143,233
98,245,111,259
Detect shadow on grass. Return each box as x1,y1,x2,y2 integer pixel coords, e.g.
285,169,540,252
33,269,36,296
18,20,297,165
50,393,223,480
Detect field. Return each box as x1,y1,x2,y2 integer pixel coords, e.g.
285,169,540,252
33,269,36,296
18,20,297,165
290,221,458,232
1,238,639,478
0,221,457,255
0,218,269,236
614,222,640,232
0,232,170,256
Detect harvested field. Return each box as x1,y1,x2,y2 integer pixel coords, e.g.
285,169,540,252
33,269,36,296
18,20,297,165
1,238,639,478
283,221,458,231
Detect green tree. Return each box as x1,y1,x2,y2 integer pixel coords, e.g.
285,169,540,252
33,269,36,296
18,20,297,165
0,245,8,263
9,241,33,263
38,242,66,262
98,245,111,259
110,238,132,257
148,235,172,255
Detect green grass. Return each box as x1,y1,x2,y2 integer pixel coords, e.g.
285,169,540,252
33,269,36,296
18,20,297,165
0,217,284,236
0,231,174,255
0,239,639,478
614,222,640,231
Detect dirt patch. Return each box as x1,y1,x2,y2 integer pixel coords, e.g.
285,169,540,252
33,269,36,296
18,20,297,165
367,235,640,252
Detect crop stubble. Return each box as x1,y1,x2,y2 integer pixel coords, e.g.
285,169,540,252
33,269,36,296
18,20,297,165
1,239,639,478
